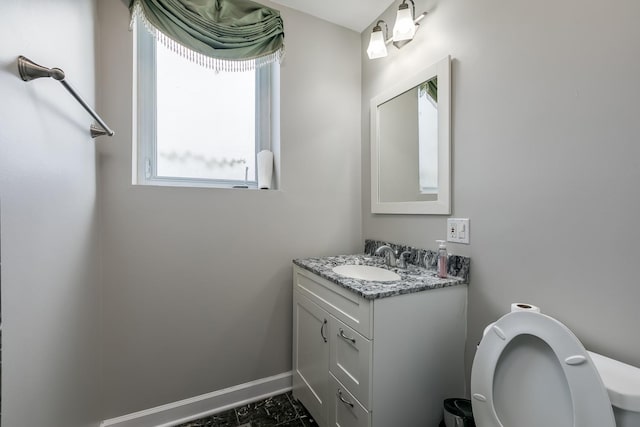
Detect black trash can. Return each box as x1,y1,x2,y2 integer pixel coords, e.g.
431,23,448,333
441,398,475,427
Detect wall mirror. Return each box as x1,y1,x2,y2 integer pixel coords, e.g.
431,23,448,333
371,55,451,214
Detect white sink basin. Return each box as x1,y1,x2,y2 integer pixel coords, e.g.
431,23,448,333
332,264,400,282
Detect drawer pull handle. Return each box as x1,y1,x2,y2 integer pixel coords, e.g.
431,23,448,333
339,328,356,344
337,389,354,408
320,319,328,343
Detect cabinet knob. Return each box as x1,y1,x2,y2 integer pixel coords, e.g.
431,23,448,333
339,328,356,344
337,389,355,408
320,319,328,343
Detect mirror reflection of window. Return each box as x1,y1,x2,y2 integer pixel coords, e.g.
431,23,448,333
418,76,438,195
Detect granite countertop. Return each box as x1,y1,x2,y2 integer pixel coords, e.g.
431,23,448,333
293,254,466,300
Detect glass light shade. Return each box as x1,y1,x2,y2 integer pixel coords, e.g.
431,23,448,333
393,7,416,41
367,29,388,59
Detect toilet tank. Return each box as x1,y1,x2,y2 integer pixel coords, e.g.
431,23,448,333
588,351,640,427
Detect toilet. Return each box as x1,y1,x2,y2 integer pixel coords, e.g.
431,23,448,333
471,310,640,427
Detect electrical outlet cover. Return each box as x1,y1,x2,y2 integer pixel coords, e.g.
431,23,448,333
447,218,470,244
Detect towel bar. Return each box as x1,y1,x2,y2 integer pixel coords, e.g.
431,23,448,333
17,55,114,139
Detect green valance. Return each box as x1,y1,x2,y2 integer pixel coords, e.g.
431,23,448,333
130,0,284,71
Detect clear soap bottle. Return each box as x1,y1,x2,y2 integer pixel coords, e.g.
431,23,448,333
436,240,448,278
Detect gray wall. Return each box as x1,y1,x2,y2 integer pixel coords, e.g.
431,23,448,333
97,1,362,418
0,1,101,426
378,88,420,203
362,0,640,386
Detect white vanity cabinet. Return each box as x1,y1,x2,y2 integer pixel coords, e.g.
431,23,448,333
292,265,467,427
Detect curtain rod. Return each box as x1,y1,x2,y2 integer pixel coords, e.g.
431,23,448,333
17,56,115,139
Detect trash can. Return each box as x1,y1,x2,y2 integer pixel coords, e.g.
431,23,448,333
441,398,475,427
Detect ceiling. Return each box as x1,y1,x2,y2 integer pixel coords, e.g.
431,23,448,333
269,0,396,33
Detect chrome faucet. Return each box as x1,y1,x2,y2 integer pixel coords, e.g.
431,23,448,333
397,251,412,269
375,245,398,267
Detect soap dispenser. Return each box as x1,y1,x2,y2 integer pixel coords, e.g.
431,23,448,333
436,240,448,278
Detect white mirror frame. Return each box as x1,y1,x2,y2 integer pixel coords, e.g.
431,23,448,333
370,55,451,215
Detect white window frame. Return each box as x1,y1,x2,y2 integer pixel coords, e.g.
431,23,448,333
132,21,277,189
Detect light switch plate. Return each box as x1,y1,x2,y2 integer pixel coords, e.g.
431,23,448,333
447,218,470,244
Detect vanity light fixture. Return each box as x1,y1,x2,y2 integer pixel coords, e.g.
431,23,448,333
393,0,417,42
366,20,389,59
366,0,428,60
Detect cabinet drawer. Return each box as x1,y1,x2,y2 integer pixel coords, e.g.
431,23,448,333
329,316,372,408
294,266,372,338
328,373,371,427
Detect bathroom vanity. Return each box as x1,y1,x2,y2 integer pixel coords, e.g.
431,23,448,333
292,254,468,427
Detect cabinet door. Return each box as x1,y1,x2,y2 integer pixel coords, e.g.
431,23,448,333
327,373,371,427
293,292,330,426
329,316,372,408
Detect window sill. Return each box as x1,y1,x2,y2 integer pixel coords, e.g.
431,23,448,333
131,182,280,192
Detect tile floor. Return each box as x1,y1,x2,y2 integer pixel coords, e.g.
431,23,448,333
176,391,317,427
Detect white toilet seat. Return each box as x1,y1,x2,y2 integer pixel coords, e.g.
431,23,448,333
471,311,615,427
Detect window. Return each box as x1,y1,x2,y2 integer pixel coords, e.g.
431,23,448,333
133,21,278,189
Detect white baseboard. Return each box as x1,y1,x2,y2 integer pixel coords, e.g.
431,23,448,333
101,371,292,427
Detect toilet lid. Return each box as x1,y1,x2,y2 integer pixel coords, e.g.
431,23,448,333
470,311,615,427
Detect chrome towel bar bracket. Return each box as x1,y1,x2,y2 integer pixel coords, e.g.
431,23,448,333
17,55,114,139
